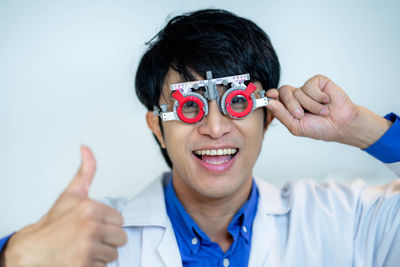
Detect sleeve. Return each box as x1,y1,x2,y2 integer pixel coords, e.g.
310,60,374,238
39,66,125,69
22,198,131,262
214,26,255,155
353,179,400,267
363,113,400,176
283,179,400,266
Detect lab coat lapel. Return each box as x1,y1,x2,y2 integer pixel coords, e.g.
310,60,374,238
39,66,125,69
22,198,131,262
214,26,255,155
157,219,183,267
248,201,277,266
122,174,182,267
140,224,182,267
248,178,291,266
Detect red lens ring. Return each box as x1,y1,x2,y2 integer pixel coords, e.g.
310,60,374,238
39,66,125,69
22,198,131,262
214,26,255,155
225,83,256,118
172,91,205,124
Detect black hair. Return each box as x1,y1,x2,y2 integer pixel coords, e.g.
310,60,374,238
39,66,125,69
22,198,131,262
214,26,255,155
135,9,280,168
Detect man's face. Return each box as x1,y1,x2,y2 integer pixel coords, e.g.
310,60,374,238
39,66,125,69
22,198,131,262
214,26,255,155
153,70,272,200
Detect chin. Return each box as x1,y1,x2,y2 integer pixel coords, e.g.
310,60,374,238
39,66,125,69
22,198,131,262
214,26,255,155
190,173,246,199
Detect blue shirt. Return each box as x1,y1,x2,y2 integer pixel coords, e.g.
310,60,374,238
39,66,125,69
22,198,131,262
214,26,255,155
164,178,258,267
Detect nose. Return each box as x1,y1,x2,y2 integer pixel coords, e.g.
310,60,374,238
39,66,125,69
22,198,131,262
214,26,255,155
198,101,232,139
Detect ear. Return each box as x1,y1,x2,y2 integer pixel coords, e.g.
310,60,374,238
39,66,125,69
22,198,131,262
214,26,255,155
146,111,166,148
263,109,274,134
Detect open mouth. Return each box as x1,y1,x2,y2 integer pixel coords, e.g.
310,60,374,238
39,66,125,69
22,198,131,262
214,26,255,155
192,148,239,165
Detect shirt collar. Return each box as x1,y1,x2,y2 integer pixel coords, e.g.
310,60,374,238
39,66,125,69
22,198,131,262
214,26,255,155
227,180,258,243
164,176,259,253
164,177,207,254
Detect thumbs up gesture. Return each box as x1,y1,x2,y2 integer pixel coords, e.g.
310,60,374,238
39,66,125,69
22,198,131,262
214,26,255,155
3,146,127,267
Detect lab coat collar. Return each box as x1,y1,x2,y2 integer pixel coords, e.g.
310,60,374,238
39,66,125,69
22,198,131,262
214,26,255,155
255,177,291,215
121,172,171,228
121,173,290,228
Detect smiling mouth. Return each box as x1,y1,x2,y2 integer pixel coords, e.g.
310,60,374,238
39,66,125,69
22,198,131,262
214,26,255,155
193,148,239,165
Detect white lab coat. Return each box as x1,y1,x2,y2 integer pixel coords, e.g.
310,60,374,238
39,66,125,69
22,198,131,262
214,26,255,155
102,165,400,267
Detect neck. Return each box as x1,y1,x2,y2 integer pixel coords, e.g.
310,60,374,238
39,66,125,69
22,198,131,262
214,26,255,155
171,170,253,252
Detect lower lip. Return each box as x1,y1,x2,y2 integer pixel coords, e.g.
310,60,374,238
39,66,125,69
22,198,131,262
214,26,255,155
192,152,238,173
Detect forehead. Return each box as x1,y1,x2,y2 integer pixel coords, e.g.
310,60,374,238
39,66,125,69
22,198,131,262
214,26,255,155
160,69,215,103
163,69,203,87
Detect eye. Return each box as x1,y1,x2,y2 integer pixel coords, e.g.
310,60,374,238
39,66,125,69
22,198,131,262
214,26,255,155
181,101,200,118
230,95,248,113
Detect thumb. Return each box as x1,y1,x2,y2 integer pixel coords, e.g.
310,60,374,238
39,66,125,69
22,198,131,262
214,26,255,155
65,145,97,197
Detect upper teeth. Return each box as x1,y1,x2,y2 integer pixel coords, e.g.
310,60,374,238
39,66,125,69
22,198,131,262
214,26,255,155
194,148,237,156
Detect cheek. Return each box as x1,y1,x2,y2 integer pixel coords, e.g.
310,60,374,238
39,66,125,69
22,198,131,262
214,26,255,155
235,109,265,153
162,123,193,160
238,109,265,135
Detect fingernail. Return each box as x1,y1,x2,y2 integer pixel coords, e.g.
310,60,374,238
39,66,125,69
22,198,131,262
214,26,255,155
320,108,329,116
294,108,302,117
323,98,330,104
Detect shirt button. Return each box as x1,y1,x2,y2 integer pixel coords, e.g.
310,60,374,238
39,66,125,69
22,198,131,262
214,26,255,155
191,237,198,245
223,258,230,267
242,225,248,233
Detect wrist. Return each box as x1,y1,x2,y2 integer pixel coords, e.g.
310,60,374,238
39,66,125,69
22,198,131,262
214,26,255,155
1,234,20,267
0,248,5,267
338,105,393,149
1,225,36,267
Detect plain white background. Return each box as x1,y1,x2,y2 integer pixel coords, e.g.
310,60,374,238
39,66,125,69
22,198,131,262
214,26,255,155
1,0,399,236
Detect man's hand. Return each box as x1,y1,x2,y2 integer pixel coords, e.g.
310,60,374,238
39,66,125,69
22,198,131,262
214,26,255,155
266,75,393,148
3,146,127,267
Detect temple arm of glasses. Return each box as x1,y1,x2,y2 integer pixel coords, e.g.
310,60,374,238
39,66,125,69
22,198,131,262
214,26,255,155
161,112,178,121
254,97,269,109
153,106,178,122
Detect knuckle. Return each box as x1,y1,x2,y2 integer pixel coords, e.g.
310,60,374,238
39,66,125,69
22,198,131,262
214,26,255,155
289,126,300,136
278,85,293,95
80,200,99,219
279,84,290,90
84,220,102,237
117,229,128,246
79,240,94,264
115,213,124,226
314,73,324,80
109,248,118,262
301,85,312,94
107,209,123,226
314,74,329,84
292,88,302,98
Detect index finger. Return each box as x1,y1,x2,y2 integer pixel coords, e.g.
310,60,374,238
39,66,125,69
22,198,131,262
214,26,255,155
97,202,124,227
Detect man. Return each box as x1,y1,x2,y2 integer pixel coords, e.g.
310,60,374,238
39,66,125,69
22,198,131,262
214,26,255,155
1,9,399,267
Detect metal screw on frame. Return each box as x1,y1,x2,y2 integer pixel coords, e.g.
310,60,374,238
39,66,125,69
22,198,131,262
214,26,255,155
160,104,168,112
